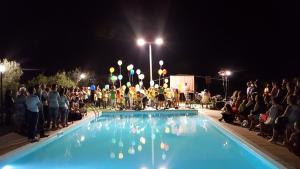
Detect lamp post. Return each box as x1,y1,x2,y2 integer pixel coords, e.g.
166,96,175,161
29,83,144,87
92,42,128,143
218,69,232,101
0,63,6,125
137,37,163,86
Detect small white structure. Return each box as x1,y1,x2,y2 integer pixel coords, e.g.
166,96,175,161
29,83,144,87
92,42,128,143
170,75,195,93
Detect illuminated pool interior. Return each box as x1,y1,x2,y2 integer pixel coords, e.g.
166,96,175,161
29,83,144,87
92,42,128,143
0,110,282,169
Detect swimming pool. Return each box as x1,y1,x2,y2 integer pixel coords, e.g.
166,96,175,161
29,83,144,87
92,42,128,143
0,110,284,169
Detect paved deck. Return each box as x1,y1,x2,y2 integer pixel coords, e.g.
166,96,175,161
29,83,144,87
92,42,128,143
0,108,299,169
202,108,300,169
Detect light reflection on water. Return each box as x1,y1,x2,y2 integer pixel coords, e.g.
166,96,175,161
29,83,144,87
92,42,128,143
0,113,279,169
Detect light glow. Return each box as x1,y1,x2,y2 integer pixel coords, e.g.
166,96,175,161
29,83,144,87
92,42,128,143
80,73,86,79
155,38,164,45
137,38,146,46
0,64,6,73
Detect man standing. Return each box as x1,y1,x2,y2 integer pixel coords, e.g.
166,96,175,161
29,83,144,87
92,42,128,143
48,84,60,130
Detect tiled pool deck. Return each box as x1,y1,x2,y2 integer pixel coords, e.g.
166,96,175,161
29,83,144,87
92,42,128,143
0,108,299,169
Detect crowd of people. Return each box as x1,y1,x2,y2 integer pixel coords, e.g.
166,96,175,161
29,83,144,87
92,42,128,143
219,78,300,156
10,84,89,142
6,83,194,142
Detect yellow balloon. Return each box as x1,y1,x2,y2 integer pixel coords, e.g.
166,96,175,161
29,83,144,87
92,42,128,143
158,69,163,75
163,83,168,88
109,67,115,73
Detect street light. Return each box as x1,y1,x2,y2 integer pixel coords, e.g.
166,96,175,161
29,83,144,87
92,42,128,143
136,37,164,85
80,73,86,80
218,69,232,101
0,63,6,125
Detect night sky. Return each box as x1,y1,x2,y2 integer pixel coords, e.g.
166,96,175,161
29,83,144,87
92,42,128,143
0,0,299,87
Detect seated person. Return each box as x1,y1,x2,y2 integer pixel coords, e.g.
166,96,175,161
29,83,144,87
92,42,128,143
258,97,283,136
219,104,235,123
79,98,87,116
68,97,82,121
287,121,300,156
238,93,256,122
269,95,300,143
248,95,267,130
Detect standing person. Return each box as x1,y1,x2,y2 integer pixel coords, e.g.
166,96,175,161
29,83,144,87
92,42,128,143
110,86,116,109
48,84,60,130
174,89,180,108
25,86,41,142
59,88,69,127
4,89,14,125
124,87,130,109
102,89,108,109
35,85,48,138
14,87,27,134
158,87,165,109
41,85,50,129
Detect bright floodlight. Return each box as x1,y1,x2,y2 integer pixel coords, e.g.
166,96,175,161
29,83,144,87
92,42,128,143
0,64,6,73
117,60,122,66
159,60,164,66
155,38,163,45
225,70,232,76
137,38,146,46
80,73,86,79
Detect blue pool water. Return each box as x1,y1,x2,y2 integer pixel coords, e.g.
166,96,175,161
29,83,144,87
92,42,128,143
0,110,282,169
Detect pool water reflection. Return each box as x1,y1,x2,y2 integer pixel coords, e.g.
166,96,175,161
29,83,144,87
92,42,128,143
0,112,281,169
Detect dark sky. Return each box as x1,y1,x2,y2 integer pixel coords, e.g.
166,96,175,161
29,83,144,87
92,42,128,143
0,0,299,84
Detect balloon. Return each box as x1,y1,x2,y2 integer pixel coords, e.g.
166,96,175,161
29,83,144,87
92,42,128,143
126,82,131,87
158,69,163,75
162,69,167,75
150,80,155,86
164,79,169,83
139,81,143,86
127,64,134,70
117,60,122,66
122,85,126,90
118,74,123,80
109,67,115,73
130,69,135,75
159,60,164,66
111,75,117,82
136,69,141,75
154,84,159,89
105,85,109,89
90,85,96,91
139,74,145,80
163,83,168,88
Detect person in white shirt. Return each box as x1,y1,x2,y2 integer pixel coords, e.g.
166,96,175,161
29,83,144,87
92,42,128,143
26,86,41,142
48,84,60,130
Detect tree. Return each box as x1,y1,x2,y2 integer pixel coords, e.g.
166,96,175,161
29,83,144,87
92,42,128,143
53,72,76,88
29,72,76,88
1,58,23,92
28,74,48,86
